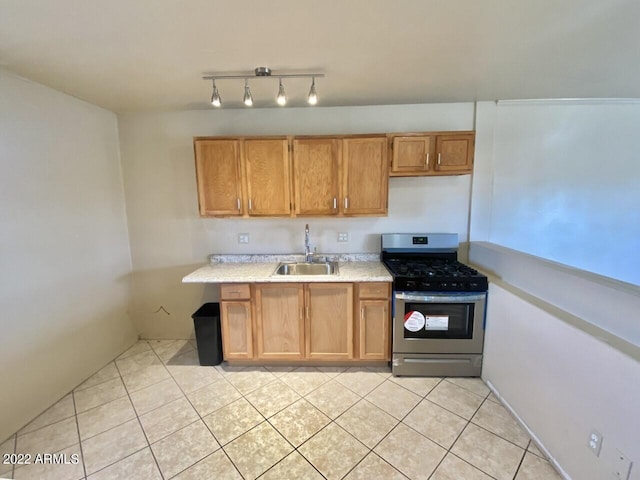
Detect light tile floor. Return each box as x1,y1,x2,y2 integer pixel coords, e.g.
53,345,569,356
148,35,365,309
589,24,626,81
1,340,563,480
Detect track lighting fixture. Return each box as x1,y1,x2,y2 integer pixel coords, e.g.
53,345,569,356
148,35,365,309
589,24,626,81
202,67,324,108
308,77,318,105
276,78,287,106
243,79,253,107
210,80,221,107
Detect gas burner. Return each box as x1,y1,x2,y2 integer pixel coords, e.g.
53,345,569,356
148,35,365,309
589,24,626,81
381,241,488,293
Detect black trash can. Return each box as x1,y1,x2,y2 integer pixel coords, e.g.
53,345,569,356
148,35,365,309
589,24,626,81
191,303,223,366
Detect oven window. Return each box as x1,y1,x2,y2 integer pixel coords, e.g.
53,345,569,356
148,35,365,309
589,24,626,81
403,302,474,339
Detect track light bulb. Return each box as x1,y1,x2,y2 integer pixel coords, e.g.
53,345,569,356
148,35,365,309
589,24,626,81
276,79,287,106
308,77,318,105
243,79,253,106
210,80,221,107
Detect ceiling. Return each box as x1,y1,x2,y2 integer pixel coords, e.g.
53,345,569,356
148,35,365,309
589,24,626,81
1,0,639,113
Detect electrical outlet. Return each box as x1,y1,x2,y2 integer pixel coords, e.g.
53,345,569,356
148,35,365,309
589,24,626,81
338,232,349,242
588,430,603,457
238,233,249,244
612,449,632,480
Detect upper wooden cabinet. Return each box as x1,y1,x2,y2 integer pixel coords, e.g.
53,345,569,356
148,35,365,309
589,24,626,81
342,137,389,215
435,133,475,173
245,139,291,216
193,137,290,218
194,131,473,217
294,136,388,217
389,131,475,176
194,139,243,216
391,135,435,175
293,138,340,216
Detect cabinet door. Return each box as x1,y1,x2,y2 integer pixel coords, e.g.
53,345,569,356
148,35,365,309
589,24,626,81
254,284,305,359
293,138,340,216
391,136,435,175
194,139,243,216
306,283,353,359
358,300,390,360
342,137,388,215
220,301,253,359
435,134,474,173
244,139,291,216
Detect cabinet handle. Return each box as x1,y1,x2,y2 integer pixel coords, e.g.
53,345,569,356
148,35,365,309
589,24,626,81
437,153,442,166
249,199,253,210
236,198,241,210
305,305,309,319
361,307,364,320
333,197,337,210
344,197,349,209
299,307,304,320
425,153,430,167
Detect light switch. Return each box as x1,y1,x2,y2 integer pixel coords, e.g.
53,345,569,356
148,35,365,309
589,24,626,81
338,232,349,242
238,233,249,244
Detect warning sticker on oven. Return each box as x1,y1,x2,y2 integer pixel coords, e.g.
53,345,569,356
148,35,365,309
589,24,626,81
425,315,449,331
404,311,425,332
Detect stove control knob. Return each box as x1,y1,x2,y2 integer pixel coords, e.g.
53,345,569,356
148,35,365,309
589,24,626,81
406,280,417,289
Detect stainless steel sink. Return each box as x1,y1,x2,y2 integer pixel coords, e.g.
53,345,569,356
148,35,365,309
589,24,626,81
274,261,339,276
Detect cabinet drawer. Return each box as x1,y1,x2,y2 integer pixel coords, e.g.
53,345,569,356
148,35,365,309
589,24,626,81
358,282,390,299
220,284,251,300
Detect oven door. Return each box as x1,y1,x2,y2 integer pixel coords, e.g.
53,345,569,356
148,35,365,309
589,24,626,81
393,291,486,354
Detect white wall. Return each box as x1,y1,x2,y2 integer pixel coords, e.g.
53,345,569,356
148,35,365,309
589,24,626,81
471,101,640,479
482,278,639,480
474,100,640,286
0,70,137,441
118,103,475,338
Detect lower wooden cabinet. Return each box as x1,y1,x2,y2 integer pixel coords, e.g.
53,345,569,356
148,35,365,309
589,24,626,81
219,281,390,363
220,301,253,359
220,283,253,360
254,284,305,359
306,283,354,360
356,283,391,360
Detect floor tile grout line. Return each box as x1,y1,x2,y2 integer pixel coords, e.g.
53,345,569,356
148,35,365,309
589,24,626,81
351,376,458,479
468,396,530,451
10,351,542,480
442,450,501,480
113,351,166,480
443,377,492,398
73,362,123,393
75,391,130,418
435,395,519,480
12,412,77,440
71,389,88,479
161,360,245,480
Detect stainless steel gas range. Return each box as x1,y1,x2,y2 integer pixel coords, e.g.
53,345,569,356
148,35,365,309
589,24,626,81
381,233,489,377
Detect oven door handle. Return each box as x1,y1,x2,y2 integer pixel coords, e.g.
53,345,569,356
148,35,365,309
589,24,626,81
395,292,487,303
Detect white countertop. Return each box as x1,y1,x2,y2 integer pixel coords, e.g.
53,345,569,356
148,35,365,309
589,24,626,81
182,254,393,284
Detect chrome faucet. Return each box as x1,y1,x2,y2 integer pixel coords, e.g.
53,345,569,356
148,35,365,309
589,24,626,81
304,224,313,262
